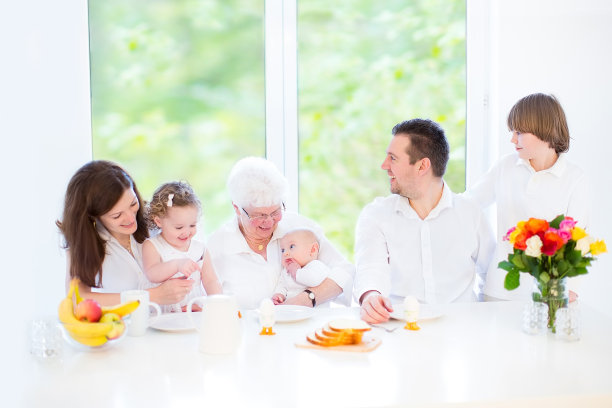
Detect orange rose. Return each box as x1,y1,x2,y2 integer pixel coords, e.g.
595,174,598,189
513,230,529,250
525,218,549,235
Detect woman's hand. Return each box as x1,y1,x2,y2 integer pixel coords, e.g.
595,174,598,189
149,277,195,305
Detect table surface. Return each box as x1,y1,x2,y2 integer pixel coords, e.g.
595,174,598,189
21,301,612,408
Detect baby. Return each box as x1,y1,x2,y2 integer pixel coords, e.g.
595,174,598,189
272,228,330,305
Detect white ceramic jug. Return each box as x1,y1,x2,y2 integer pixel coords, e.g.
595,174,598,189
187,295,242,354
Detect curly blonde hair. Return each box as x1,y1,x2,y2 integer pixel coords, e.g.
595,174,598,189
146,181,201,231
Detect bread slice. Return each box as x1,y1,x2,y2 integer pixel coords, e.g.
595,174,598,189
307,332,338,347
328,318,371,332
321,325,364,344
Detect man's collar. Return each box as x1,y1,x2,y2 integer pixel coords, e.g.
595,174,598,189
394,181,453,220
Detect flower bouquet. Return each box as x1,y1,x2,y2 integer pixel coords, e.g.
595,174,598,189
498,215,606,332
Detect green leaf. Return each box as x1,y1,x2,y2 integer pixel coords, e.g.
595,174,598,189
540,272,550,283
498,260,516,272
511,254,526,269
504,270,520,290
549,214,565,229
556,260,570,276
574,267,589,276
567,249,583,265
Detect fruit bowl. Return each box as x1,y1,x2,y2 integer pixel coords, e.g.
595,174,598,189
60,320,128,351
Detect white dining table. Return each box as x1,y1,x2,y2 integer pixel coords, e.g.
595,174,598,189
20,301,612,408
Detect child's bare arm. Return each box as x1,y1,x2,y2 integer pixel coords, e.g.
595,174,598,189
200,249,222,295
143,240,199,283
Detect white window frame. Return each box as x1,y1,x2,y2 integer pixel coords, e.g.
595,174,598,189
265,0,299,210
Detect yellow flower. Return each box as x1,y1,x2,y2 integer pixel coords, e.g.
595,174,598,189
509,221,526,244
572,227,587,241
590,240,607,256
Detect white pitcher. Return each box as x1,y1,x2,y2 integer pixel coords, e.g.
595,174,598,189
187,295,242,354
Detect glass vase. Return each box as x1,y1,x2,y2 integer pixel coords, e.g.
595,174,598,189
532,278,568,333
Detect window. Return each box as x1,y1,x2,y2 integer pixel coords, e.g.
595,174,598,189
298,0,466,255
88,0,266,233
89,0,466,252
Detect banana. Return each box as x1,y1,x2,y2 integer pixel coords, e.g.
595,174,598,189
69,334,108,347
63,320,114,338
58,278,114,345
101,300,140,317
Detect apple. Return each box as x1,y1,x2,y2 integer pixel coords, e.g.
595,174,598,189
100,312,126,340
75,299,102,322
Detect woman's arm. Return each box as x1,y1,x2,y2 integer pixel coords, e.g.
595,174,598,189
283,277,342,307
74,280,122,306
75,277,195,306
200,249,222,295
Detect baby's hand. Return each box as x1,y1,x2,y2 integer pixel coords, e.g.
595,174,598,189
286,262,300,281
177,259,201,278
272,293,286,305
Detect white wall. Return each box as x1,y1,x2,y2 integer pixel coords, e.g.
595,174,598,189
468,0,612,318
0,0,91,402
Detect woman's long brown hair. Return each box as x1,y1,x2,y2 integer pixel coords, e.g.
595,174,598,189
56,161,148,288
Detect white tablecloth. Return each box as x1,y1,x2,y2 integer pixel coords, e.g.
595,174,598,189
20,301,612,407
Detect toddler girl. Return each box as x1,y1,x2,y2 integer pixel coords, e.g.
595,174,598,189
467,93,590,300
142,181,222,312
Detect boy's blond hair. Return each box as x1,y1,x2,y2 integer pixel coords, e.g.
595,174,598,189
507,93,570,154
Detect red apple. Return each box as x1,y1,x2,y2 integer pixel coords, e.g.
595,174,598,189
99,312,126,339
75,299,102,322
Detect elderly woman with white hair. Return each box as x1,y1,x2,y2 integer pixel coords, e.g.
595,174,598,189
207,157,354,309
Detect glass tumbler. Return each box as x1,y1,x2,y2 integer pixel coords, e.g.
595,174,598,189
555,302,581,341
522,301,548,335
30,317,63,360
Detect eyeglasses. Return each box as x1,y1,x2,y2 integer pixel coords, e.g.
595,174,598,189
241,203,285,222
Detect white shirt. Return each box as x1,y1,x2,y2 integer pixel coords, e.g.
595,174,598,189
274,259,330,299
208,212,354,310
465,153,591,300
354,183,495,305
64,224,146,293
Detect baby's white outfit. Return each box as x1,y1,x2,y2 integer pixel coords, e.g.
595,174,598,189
274,260,330,303
147,234,206,313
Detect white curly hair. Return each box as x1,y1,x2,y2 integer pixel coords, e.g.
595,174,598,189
227,157,288,209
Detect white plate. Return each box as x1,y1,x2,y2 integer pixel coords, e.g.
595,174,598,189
264,305,315,323
149,312,201,332
389,304,443,322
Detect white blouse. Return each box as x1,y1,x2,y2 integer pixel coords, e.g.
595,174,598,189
207,212,354,310
65,224,146,293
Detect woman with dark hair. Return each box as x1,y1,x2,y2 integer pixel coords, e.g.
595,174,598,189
57,160,194,306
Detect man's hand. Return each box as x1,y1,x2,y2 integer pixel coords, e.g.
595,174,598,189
360,291,393,324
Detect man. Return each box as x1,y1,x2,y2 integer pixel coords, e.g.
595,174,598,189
354,119,494,324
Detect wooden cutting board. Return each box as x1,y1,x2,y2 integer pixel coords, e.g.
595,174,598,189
295,336,381,352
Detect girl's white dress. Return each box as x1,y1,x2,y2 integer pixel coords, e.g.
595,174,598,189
146,234,207,312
